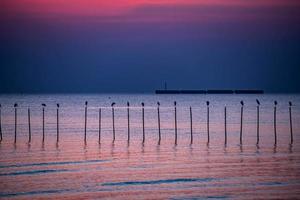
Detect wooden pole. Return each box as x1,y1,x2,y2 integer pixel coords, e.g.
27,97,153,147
99,108,101,143
56,104,59,143
256,99,260,145
111,103,115,142
240,101,244,144
42,107,45,142
274,101,277,145
28,108,31,143
174,101,177,145
224,106,227,145
206,101,210,144
157,102,161,145
127,102,130,143
14,103,18,144
84,102,88,143
190,106,193,145
289,102,293,144
0,104,2,142
84,101,88,144
142,102,145,144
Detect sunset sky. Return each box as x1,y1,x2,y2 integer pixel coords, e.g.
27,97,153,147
1,0,300,92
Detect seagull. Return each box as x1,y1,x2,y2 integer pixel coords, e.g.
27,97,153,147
14,103,18,107
85,101,88,106
111,102,115,107
274,101,278,106
57,103,60,108
206,101,210,106
127,102,130,107
141,102,145,107
42,103,46,107
174,101,177,106
289,101,292,107
157,102,160,106
240,101,244,106
256,99,260,106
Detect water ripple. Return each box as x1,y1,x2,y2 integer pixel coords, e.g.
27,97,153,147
0,189,72,198
102,178,215,186
0,159,111,169
0,169,70,176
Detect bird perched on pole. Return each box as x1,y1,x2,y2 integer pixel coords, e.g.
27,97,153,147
206,101,210,106
240,101,244,106
274,101,278,106
157,102,160,106
256,99,260,106
42,103,46,107
14,103,18,108
111,102,115,107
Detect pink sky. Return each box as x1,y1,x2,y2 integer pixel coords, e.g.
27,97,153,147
2,0,300,19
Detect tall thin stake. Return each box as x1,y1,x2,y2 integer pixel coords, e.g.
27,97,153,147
28,108,31,143
99,108,101,143
142,102,145,144
274,101,277,145
0,104,2,142
111,103,116,142
224,106,227,145
256,99,260,145
289,102,293,144
157,102,161,145
206,101,210,144
190,106,193,145
174,101,177,145
240,101,244,144
127,102,130,142
14,103,18,144
84,101,88,144
56,104,59,143
42,104,46,143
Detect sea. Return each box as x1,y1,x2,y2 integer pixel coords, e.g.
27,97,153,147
0,94,299,199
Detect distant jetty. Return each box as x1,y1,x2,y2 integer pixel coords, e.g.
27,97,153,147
155,89,264,94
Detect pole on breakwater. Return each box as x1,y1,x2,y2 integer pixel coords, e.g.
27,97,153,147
14,103,18,144
274,101,277,145
174,101,177,145
190,106,193,145
206,101,210,144
84,101,88,144
99,108,101,143
256,99,260,145
240,101,244,144
141,102,145,144
111,102,116,142
224,106,227,145
56,104,60,143
289,101,293,144
157,102,161,145
28,108,31,143
127,102,130,143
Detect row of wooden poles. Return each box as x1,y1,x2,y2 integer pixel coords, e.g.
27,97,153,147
0,100,294,145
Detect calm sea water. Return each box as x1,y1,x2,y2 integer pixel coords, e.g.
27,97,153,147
0,94,300,199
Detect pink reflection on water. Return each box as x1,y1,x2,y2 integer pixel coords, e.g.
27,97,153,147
0,94,299,199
